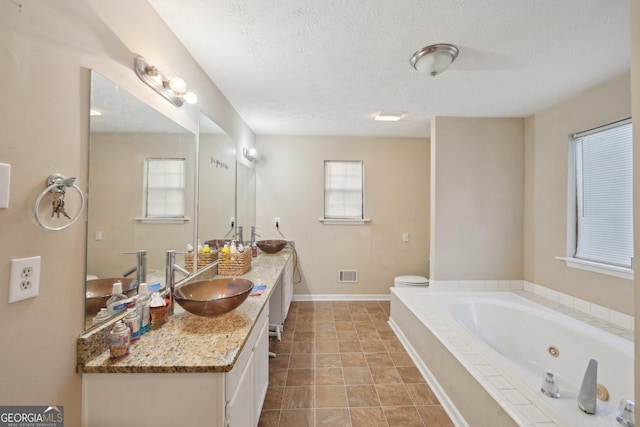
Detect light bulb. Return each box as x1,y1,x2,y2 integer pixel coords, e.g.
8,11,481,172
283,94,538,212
184,92,198,104
168,76,186,93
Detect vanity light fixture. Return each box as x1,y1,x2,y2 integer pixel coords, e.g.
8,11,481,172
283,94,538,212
242,147,260,162
134,56,197,107
410,43,459,77
374,112,405,122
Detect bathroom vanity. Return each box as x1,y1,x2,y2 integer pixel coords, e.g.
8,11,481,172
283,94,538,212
78,249,294,427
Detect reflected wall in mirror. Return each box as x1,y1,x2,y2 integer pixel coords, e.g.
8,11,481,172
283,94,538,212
236,162,256,241
86,71,196,330
197,114,236,252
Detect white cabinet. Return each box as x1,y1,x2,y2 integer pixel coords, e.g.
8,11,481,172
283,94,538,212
82,306,269,427
226,351,253,427
269,254,294,328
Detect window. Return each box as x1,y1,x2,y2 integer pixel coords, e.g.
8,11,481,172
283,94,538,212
143,158,186,219
565,119,633,275
323,160,368,223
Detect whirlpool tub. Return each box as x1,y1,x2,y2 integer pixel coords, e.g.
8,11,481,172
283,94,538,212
389,290,634,427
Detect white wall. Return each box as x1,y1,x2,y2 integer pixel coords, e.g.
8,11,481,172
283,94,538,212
0,2,253,425
255,135,430,296
430,117,525,280
524,73,632,315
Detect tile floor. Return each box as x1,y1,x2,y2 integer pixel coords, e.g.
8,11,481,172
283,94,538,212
258,300,455,427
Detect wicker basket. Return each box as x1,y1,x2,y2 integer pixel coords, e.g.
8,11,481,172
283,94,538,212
217,249,252,276
184,250,219,270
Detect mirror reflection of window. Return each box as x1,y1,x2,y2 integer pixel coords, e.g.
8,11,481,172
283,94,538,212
144,158,186,219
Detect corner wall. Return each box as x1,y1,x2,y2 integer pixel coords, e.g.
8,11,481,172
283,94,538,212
255,135,430,296
430,117,525,281
523,72,632,315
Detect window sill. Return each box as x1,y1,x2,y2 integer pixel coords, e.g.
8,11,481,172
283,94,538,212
135,217,190,224
319,218,371,225
555,256,633,280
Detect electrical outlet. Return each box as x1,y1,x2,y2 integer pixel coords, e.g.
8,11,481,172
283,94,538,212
9,256,40,303
274,217,280,227
230,216,235,227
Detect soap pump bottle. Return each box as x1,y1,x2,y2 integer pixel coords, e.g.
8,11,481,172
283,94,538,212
106,282,128,315
136,283,151,335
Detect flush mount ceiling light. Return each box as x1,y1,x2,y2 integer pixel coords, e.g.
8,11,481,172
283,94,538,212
374,112,405,122
134,56,197,107
410,43,459,77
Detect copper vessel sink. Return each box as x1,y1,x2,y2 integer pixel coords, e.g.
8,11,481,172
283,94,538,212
256,239,288,254
85,278,138,315
173,278,254,317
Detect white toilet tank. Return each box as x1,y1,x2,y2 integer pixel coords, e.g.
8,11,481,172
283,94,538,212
394,275,429,287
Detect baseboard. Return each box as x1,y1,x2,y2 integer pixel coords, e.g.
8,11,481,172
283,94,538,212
292,293,390,302
388,318,470,427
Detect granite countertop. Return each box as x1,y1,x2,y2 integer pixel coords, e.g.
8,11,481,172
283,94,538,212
78,248,293,374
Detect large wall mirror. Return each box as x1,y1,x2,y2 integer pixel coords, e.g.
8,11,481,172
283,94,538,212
236,162,256,236
85,71,196,330
197,114,236,247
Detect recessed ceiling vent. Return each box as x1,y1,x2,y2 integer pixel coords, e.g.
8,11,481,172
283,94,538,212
338,269,358,283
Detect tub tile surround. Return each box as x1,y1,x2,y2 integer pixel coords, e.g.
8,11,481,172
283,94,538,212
390,283,634,427
77,248,293,373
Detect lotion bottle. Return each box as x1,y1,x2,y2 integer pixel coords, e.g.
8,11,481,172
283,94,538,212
106,282,128,315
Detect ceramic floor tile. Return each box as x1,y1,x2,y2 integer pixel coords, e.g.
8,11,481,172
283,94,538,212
345,385,381,407
315,385,348,408
383,406,424,426
282,386,314,409
376,383,414,406
315,408,352,426
343,367,373,385
416,405,455,427
349,407,387,427
315,353,341,368
261,300,454,426
279,409,313,427
257,409,280,427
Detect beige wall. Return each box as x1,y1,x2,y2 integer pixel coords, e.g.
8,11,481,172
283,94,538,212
0,1,253,425
524,73,632,315
631,0,640,416
430,117,525,280
255,135,430,296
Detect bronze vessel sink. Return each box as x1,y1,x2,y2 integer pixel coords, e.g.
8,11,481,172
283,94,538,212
256,239,288,254
173,278,254,317
85,277,138,315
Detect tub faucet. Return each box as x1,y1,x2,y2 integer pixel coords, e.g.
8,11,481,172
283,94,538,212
123,250,147,285
577,359,598,414
616,399,635,427
165,250,191,315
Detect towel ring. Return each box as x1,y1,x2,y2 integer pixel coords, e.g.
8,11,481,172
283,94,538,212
34,174,85,231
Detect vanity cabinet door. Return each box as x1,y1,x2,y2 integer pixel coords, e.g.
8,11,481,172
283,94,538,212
283,255,294,320
225,350,254,427
253,318,269,421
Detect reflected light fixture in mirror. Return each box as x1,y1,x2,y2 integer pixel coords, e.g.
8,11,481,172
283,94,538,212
242,147,260,162
134,56,198,106
410,43,459,77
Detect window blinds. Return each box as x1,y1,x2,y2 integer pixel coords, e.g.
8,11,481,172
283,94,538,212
574,120,633,268
324,161,364,220
145,158,186,218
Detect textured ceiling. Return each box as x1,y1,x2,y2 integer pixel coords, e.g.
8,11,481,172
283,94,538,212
148,0,630,138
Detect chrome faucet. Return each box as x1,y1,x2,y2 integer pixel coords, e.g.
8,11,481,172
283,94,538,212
577,359,598,414
236,225,244,245
251,225,261,246
165,250,191,315
123,250,147,285
616,399,635,427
